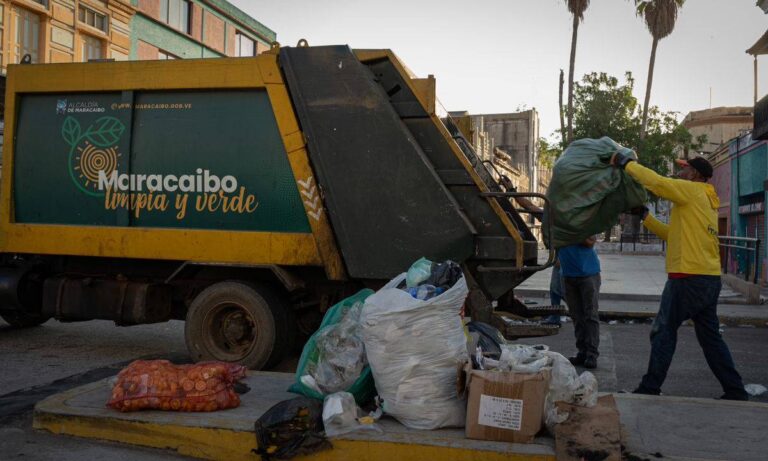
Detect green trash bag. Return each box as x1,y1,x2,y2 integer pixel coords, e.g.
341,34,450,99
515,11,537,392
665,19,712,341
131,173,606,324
544,137,647,248
288,289,376,405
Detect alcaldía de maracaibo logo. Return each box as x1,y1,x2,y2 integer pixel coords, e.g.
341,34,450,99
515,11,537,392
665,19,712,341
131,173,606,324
61,116,125,197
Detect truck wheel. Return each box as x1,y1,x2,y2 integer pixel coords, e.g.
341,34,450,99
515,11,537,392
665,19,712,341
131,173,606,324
0,311,51,328
184,281,288,370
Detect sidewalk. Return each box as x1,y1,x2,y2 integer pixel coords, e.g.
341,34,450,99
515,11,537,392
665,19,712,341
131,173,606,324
516,293,768,327
516,252,768,326
33,372,768,461
517,252,677,302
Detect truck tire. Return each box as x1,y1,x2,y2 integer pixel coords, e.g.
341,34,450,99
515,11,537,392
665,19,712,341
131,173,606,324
184,281,289,370
0,311,50,328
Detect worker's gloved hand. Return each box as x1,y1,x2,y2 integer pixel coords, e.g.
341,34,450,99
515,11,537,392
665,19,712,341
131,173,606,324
610,152,635,169
629,206,649,219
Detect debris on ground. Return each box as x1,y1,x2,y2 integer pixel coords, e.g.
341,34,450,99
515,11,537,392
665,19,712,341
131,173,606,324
745,384,767,397
322,391,382,437
554,395,622,461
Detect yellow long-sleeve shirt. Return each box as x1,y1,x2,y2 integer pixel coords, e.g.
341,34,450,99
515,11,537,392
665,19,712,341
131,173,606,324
625,162,721,276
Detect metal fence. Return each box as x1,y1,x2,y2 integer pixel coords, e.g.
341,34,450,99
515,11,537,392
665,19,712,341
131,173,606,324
719,235,761,284
618,233,666,252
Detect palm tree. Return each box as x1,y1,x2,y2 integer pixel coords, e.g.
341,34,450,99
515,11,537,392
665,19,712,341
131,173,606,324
565,0,590,145
636,0,685,142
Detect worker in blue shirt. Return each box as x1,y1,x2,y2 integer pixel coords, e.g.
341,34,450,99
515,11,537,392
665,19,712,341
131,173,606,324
558,235,601,369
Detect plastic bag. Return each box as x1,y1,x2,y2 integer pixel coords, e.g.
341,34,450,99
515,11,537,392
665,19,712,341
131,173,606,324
405,284,444,300
308,302,367,394
497,344,552,373
107,360,246,412
541,351,599,430
424,260,463,290
544,137,647,248
361,271,469,430
406,257,433,288
253,396,331,460
289,290,376,405
745,383,767,397
467,321,507,361
322,392,382,437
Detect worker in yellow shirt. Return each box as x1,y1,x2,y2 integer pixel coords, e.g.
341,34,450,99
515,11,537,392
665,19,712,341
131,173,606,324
610,153,748,401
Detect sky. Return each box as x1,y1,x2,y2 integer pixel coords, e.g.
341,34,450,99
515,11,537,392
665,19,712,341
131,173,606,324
230,0,768,140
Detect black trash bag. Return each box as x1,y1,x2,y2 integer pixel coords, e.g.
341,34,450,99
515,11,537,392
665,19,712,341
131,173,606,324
252,397,331,460
425,260,463,291
467,321,506,360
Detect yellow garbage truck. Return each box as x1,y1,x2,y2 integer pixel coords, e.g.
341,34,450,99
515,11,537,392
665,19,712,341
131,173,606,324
0,44,552,369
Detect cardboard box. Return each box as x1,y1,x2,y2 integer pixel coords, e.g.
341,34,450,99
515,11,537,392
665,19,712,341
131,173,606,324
464,365,550,443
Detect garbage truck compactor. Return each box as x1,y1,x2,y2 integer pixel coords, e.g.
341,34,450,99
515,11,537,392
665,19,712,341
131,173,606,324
0,44,552,369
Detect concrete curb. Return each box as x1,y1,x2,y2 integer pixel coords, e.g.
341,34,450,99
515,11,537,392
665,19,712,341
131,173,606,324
613,393,768,461
516,289,661,302
598,311,768,328
516,291,768,327
33,375,556,461
722,274,763,305
612,392,768,407
516,289,753,305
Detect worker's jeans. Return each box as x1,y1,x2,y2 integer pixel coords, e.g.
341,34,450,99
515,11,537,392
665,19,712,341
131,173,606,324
563,274,601,359
638,276,747,396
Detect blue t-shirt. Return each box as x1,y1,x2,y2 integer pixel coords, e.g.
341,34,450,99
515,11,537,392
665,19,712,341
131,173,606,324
558,244,600,277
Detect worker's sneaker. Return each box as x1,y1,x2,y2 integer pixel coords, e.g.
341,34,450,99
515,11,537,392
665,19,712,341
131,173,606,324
568,354,586,366
583,356,597,369
719,392,749,401
632,386,661,396
542,315,562,326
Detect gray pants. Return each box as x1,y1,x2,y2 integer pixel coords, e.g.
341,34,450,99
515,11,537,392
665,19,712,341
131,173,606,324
563,274,601,359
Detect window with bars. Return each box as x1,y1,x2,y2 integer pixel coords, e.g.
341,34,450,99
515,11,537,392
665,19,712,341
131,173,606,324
31,0,49,7
78,5,108,33
235,32,255,57
160,0,190,34
82,35,103,61
12,6,40,64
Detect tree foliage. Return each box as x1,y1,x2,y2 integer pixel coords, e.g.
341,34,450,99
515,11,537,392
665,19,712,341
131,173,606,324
635,0,685,40
634,0,686,140
545,71,705,176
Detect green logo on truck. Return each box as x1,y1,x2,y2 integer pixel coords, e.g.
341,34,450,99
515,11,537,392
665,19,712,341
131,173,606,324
62,116,125,197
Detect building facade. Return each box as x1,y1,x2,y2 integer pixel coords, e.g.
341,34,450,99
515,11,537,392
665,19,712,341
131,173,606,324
470,110,541,193
0,0,275,73
1,0,135,71
131,0,274,61
729,133,767,282
681,107,753,156
710,132,768,283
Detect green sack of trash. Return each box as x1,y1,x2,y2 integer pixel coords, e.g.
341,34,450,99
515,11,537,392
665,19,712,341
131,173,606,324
544,137,647,248
288,289,376,405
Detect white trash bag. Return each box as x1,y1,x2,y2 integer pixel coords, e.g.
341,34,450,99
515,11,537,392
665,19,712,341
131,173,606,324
361,273,469,430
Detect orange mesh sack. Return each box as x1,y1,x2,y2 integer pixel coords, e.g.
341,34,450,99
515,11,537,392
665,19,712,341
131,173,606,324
107,360,247,412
